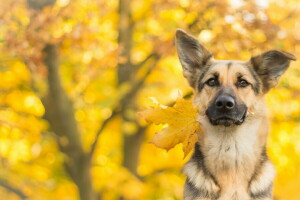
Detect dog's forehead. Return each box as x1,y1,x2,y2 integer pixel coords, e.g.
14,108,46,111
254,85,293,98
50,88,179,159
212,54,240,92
209,60,250,75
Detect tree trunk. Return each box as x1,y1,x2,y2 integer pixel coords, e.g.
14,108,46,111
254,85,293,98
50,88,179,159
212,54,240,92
117,0,146,176
123,127,146,176
42,44,96,200
117,0,133,84
26,1,98,198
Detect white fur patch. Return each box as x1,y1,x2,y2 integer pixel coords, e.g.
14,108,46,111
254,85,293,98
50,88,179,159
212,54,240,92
200,118,261,174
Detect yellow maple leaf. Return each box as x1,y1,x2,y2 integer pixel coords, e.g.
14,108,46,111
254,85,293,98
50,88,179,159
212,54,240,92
139,97,201,158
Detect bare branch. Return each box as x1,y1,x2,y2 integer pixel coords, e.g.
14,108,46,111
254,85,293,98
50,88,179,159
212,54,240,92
133,53,159,69
27,0,56,10
122,60,158,105
88,109,120,158
0,179,28,199
88,57,160,158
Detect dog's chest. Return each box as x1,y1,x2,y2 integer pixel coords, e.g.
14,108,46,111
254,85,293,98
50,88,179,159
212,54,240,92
203,133,256,173
205,138,254,198
202,123,260,196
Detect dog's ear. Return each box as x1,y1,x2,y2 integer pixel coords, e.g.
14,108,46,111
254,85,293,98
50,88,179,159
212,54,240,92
175,29,212,87
250,50,296,93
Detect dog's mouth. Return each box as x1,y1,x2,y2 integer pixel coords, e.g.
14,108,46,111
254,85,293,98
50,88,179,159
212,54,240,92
208,111,247,127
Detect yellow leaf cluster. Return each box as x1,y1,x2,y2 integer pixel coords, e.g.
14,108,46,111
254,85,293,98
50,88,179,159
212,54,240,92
139,97,201,158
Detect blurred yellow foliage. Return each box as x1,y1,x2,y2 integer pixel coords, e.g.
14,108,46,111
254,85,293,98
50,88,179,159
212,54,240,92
0,0,299,199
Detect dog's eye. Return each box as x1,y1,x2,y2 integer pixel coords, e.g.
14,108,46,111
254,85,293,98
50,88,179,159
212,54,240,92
206,78,218,87
237,79,249,87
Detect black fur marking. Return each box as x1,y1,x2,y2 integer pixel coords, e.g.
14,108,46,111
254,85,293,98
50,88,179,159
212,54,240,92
185,180,209,198
227,62,232,69
247,65,261,94
250,183,273,199
198,64,212,92
248,147,271,197
192,143,210,174
185,179,219,200
212,72,219,79
190,143,220,196
198,71,219,92
184,180,202,198
249,148,268,183
234,142,239,169
225,146,230,152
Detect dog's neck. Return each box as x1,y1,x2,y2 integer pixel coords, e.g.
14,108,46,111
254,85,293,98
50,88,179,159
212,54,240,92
198,114,268,185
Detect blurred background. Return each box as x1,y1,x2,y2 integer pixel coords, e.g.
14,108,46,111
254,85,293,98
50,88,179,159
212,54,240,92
0,0,299,199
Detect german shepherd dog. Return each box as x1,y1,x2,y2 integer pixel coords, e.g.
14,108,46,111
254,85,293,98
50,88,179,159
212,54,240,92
175,29,296,200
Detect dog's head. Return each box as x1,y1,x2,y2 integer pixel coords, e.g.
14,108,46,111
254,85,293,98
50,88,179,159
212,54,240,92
175,29,296,127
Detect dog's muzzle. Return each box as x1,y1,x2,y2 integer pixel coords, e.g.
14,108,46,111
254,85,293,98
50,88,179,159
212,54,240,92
205,95,247,127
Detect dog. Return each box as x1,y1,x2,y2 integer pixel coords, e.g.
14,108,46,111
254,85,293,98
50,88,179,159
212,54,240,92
175,29,296,200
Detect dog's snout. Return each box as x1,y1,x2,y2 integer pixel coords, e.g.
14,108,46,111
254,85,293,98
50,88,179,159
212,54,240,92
215,95,235,111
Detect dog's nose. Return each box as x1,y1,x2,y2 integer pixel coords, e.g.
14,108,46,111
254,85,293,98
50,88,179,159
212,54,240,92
215,95,235,111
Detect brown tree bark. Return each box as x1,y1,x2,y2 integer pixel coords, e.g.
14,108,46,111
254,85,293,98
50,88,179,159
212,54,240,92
26,1,97,199
42,44,97,200
0,179,28,199
117,0,147,176
117,0,133,84
122,127,146,176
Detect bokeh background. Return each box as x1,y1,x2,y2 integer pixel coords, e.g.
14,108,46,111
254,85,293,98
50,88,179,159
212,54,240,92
0,0,299,199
